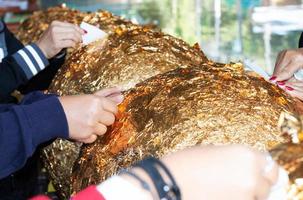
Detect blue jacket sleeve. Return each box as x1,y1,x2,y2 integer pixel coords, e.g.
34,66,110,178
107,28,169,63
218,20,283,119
0,91,69,179
0,21,50,100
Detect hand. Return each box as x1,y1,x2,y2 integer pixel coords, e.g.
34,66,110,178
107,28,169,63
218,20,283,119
272,48,303,81
59,87,123,143
36,21,85,59
159,145,278,200
271,48,303,100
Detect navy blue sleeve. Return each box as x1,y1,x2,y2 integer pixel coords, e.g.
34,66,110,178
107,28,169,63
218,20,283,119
19,51,66,94
0,91,69,179
0,22,50,100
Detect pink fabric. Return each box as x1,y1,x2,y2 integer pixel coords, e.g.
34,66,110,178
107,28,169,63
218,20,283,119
71,185,105,200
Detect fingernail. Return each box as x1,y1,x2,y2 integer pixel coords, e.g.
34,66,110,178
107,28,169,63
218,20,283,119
277,81,286,86
116,95,124,105
285,86,294,91
269,76,277,81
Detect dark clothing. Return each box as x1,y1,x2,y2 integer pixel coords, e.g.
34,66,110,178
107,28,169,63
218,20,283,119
0,92,69,200
0,21,67,199
0,20,64,102
0,91,69,178
299,32,303,48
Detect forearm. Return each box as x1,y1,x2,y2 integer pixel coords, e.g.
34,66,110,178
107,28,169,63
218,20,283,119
19,51,66,94
0,44,49,99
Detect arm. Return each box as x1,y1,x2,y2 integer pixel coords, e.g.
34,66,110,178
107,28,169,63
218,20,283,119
0,23,49,100
0,88,123,178
18,51,66,94
0,21,84,99
0,92,68,179
30,146,279,200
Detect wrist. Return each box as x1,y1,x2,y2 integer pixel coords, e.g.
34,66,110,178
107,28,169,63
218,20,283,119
35,40,50,59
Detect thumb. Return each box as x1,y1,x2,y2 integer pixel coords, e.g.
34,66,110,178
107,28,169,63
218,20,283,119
81,134,98,144
94,87,122,97
106,93,124,105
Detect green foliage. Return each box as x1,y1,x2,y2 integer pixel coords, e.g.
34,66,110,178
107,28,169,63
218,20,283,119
135,0,301,70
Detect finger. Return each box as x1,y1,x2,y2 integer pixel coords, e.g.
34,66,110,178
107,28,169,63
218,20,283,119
51,20,73,27
107,93,124,105
52,26,84,39
72,24,86,35
81,134,98,144
286,82,303,90
56,32,82,43
57,40,77,49
100,97,119,114
51,21,83,33
273,51,288,75
95,87,122,97
284,88,303,101
276,61,302,81
94,123,108,136
285,76,297,83
284,78,303,94
98,111,115,126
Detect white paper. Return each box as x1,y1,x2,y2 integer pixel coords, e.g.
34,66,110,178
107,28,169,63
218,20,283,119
243,59,270,80
80,22,108,45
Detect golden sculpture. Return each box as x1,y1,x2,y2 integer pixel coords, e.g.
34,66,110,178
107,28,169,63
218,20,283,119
17,6,303,199
22,6,207,198
70,63,297,194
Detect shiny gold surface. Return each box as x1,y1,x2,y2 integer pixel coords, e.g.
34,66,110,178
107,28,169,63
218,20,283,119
21,6,303,199
71,63,295,193
271,143,303,199
34,6,207,198
16,6,86,44
272,112,303,199
16,5,139,56
49,27,207,95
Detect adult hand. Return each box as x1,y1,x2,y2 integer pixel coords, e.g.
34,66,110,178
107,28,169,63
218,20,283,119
59,87,123,143
36,21,85,59
270,48,303,100
272,48,303,82
160,145,278,200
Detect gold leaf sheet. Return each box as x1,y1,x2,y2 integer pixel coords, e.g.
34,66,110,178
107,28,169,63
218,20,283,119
18,6,303,199
71,63,295,193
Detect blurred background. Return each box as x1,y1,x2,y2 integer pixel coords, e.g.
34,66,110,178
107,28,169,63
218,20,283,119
1,0,303,73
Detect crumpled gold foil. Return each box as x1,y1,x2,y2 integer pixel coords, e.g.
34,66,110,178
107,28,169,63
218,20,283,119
16,5,140,56
50,28,207,95
270,112,303,200
27,6,207,198
71,63,296,193
20,6,303,199
16,5,86,44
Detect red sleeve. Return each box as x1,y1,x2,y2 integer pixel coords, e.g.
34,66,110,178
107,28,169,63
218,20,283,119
29,195,51,200
71,185,106,200
30,185,106,200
